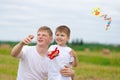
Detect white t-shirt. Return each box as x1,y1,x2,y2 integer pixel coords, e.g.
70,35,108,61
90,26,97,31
48,45,74,80
17,46,48,80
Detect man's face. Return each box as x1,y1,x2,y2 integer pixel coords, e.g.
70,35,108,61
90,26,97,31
37,31,52,46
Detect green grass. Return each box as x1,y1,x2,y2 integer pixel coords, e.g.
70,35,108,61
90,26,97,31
77,51,120,67
69,43,120,52
0,45,120,80
0,47,18,80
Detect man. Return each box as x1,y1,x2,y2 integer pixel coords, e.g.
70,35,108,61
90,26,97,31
11,26,74,80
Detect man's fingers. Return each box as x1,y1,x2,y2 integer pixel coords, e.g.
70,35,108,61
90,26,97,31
23,35,34,44
29,35,34,39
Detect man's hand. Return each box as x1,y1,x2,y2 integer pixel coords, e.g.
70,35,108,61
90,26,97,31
60,66,74,77
22,35,34,45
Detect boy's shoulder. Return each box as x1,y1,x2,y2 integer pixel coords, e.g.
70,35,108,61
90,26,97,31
49,44,58,47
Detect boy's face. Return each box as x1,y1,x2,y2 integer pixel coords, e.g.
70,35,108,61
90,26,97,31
55,31,69,46
37,31,52,46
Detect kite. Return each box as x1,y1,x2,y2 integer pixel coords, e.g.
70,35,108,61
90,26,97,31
92,7,101,16
92,7,112,30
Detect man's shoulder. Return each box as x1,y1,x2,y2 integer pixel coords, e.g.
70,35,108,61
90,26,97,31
23,45,35,48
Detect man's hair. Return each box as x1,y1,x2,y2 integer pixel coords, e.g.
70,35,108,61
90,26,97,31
37,26,53,37
55,25,70,37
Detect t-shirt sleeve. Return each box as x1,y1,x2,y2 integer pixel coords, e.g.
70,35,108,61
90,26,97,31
20,45,29,59
69,48,74,63
70,56,74,62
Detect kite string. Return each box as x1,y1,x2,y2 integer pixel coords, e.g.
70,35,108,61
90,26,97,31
101,14,112,30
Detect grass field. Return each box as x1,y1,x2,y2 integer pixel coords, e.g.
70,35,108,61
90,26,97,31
0,44,120,80
74,51,120,80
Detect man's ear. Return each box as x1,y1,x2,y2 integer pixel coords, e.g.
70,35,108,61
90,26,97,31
50,37,53,43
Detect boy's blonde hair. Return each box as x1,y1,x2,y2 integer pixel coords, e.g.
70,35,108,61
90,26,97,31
37,26,53,37
55,25,70,37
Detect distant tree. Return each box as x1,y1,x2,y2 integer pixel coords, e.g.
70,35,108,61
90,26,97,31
80,39,84,45
71,39,76,45
76,38,79,45
71,38,84,46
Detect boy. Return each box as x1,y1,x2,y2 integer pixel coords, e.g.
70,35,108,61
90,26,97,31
48,25,78,80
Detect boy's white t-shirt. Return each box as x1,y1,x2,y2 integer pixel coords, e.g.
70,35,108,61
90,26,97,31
48,45,74,80
17,46,48,80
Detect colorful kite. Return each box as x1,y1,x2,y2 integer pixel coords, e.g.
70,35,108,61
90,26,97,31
92,7,101,16
92,7,112,30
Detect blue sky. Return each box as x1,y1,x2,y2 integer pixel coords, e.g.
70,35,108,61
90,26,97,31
0,0,120,45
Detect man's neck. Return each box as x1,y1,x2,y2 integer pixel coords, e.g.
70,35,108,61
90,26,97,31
36,45,48,56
